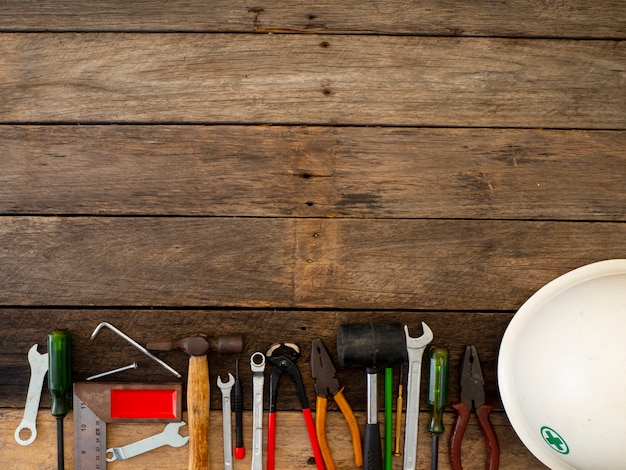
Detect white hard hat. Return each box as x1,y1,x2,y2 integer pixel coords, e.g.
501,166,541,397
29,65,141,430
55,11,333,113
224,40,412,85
498,259,626,470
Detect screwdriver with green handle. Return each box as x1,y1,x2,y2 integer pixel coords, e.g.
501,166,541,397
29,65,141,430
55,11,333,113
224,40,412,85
427,347,449,470
48,330,72,470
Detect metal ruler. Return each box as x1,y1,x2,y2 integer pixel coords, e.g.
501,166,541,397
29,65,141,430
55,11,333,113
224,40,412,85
73,382,182,469
73,388,107,470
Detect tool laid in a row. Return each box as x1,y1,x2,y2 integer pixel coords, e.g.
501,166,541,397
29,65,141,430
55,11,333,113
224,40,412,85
338,322,408,470
311,338,362,470
106,422,189,462
145,333,243,470
14,331,73,470
266,342,325,470
233,359,245,460
15,344,49,446
250,351,265,470
217,373,235,470
427,347,449,470
335,323,499,470
450,345,499,470
73,381,184,468
49,330,72,470
14,321,499,470
14,322,242,470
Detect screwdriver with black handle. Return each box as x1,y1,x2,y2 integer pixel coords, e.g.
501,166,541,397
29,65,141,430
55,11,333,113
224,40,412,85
427,347,449,470
48,330,72,470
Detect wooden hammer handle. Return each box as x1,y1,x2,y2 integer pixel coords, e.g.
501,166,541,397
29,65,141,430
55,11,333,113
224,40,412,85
188,354,210,470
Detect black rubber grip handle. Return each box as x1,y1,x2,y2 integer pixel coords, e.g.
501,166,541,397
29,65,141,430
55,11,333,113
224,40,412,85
363,422,383,470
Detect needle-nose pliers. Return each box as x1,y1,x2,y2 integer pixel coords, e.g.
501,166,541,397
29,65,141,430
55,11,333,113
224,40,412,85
311,338,363,469
449,345,500,470
266,342,324,470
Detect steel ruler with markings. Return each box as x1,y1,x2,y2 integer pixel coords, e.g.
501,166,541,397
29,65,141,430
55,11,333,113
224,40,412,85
73,382,182,469
73,390,106,470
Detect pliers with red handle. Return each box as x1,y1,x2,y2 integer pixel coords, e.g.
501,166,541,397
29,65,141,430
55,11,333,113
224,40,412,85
449,345,500,470
266,342,324,470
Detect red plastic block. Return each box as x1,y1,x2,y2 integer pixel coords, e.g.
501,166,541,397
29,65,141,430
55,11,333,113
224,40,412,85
110,389,178,419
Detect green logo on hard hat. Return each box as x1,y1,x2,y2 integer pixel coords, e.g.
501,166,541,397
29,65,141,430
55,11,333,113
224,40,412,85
541,426,570,454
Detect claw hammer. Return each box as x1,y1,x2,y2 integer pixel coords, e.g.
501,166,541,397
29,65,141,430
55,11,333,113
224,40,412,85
147,335,243,470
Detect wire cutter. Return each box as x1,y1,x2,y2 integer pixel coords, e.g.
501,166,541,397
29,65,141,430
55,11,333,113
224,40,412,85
449,345,500,470
311,338,363,469
266,342,324,470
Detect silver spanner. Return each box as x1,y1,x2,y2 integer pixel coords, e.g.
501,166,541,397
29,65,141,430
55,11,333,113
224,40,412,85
403,322,434,470
218,373,235,470
106,421,189,462
14,344,48,445
250,352,266,470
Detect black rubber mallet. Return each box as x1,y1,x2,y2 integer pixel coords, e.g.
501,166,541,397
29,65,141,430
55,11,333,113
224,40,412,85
337,322,407,470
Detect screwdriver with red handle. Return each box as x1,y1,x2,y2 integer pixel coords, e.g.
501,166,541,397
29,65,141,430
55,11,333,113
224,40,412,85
234,359,245,459
48,330,72,470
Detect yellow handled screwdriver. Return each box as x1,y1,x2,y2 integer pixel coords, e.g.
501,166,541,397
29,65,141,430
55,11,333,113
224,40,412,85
48,330,72,470
427,347,449,470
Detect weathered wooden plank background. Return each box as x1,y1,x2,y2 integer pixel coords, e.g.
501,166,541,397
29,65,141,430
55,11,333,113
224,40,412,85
1,1,624,469
2,34,625,128
1,0,624,38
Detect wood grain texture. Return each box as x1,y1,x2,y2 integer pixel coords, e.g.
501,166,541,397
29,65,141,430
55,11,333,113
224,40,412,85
0,217,624,309
0,216,294,308
2,125,626,220
0,0,623,40
0,409,548,469
2,2,624,468
187,355,210,470
2,34,624,128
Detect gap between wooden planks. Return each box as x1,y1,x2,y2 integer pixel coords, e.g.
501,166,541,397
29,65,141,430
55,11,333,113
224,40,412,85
0,0,624,38
1,409,546,469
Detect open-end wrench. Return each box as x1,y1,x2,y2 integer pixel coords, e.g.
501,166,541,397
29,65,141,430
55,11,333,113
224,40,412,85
218,373,235,470
14,344,49,445
403,323,434,470
106,421,189,462
250,352,266,470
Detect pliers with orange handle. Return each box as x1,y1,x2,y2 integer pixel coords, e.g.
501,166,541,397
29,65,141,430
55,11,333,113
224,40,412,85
311,338,363,469
449,345,500,470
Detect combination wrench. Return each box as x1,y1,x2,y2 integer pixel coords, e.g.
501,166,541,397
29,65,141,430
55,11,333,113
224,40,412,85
106,421,189,462
250,352,266,470
217,373,235,470
403,322,434,470
14,344,48,445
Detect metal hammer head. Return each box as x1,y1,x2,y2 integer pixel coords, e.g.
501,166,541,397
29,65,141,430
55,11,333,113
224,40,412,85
147,335,243,357
337,322,406,368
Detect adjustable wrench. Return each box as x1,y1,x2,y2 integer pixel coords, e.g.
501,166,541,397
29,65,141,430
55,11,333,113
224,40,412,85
14,344,49,445
403,323,434,470
218,373,235,470
106,421,189,462
250,352,266,470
